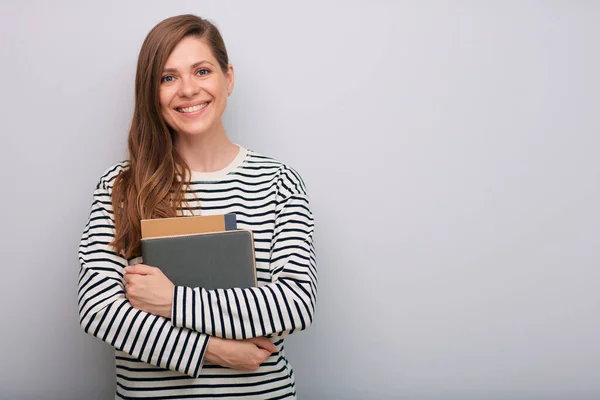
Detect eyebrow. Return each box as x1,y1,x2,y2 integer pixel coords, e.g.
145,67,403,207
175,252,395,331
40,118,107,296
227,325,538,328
163,60,214,73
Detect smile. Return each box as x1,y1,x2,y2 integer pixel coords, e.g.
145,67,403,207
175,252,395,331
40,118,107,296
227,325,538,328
176,102,210,113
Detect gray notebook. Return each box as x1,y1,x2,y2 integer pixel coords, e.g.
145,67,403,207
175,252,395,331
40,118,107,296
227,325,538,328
141,230,257,289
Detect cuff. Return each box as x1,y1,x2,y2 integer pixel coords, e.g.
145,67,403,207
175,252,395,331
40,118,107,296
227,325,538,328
172,285,197,331
180,332,210,378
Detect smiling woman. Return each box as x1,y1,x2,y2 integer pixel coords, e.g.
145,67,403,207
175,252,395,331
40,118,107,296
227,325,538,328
77,14,317,400
159,37,234,144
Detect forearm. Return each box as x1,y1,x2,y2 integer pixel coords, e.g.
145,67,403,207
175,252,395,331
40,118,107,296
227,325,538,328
78,266,209,378
171,273,315,339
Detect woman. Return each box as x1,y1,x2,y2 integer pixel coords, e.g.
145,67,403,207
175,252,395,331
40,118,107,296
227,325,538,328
77,14,317,399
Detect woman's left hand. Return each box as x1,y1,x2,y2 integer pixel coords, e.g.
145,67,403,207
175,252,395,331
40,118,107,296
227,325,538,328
123,264,175,319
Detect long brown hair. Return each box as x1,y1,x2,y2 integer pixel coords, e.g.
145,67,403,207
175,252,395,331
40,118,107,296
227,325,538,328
111,14,230,259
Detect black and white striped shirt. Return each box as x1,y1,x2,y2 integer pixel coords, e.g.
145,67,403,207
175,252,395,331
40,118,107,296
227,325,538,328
78,146,317,399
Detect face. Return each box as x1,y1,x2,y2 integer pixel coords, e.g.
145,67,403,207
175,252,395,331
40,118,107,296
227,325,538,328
159,36,234,137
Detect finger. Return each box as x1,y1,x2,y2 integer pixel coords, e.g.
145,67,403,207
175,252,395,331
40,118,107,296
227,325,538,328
123,273,141,284
249,337,278,353
123,279,130,293
254,337,277,352
124,264,152,275
257,348,271,363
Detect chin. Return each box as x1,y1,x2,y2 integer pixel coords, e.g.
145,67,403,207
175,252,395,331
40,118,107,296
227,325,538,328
173,123,212,137
167,112,214,134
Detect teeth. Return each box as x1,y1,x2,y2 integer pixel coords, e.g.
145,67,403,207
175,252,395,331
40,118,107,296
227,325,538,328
178,103,208,113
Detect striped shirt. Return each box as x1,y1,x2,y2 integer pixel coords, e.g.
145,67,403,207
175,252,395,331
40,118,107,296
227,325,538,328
77,146,317,399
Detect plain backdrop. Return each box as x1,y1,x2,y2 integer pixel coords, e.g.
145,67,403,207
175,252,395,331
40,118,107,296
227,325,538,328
1,1,599,399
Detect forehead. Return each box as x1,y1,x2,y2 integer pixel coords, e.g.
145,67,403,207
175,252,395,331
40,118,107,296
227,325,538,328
164,36,215,68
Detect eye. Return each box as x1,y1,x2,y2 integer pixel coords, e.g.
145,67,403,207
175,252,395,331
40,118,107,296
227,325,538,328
196,68,210,77
161,75,175,83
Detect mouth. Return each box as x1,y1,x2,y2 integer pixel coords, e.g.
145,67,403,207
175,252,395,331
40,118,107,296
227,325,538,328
176,101,210,114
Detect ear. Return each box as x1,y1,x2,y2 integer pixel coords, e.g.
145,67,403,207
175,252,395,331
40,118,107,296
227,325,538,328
226,64,235,96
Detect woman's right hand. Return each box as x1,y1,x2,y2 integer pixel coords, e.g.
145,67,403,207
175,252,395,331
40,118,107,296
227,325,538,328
204,336,278,371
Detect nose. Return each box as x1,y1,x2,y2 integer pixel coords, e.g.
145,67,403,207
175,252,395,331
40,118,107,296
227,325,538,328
178,76,200,98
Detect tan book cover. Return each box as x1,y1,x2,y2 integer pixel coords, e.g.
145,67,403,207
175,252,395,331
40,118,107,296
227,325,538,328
141,214,237,239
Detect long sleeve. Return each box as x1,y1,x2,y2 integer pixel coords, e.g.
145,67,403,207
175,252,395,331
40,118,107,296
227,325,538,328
171,189,318,340
78,182,210,378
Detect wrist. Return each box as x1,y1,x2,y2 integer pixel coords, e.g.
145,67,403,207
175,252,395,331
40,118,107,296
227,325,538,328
164,284,174,319
204,336,223,364
161,305,172,319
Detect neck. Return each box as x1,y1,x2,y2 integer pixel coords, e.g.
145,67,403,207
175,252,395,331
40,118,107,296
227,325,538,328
174,122,239,173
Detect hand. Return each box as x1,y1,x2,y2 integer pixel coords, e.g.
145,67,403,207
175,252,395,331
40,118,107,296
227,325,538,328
205,337,278,371
123,264,174,319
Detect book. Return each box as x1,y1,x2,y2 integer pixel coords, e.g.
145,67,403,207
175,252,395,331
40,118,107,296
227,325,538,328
141,213,237,239
141,229,257,289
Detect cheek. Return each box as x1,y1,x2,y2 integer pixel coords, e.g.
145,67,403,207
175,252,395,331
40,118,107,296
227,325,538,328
206,79,228,101
159,93,175,124
159,88,175,113
211,83,229,109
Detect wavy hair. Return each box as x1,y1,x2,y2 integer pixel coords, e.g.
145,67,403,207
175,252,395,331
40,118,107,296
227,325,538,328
111,14,229,258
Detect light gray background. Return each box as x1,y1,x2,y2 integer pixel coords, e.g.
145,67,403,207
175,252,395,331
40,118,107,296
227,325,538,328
1,1,598,399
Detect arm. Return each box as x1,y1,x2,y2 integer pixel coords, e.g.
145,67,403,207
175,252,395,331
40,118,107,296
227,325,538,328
78,184,209,378
171,192,318,339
